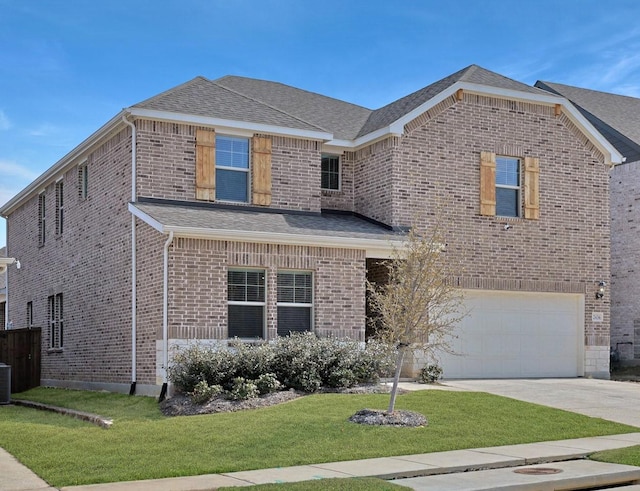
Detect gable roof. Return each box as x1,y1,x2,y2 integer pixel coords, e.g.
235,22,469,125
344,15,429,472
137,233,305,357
0,65,624,216
535,81,640,163
358,65,549,137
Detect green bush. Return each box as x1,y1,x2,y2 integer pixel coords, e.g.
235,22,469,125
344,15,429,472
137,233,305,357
227,377,259,401
189,380,223,404
255,373,281,395
168,334,396,396
418,364,443,384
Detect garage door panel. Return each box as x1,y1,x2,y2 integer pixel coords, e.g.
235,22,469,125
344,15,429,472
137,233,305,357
440,291,582,379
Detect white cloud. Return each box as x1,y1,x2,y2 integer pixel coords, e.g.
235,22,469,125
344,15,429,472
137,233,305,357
0,110,10,131
0,160,40,181
28,123,60,137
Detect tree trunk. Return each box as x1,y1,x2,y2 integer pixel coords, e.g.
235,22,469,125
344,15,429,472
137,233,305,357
387,347,406,414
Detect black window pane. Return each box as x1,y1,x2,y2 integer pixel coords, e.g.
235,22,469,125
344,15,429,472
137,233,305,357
228,305,264,338
216,169,248,202
277,306,312,336
496,188,519,217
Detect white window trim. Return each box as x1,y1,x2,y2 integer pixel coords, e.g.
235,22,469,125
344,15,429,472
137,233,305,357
216,135,251,204
277,270,314,333
227,268,266,339
495,156,521,218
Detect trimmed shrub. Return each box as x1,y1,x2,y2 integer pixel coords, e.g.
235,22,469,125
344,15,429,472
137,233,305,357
418,364,443,384
255,373,281,395
227,377,259,401
190,380,223,404
168,334,396,397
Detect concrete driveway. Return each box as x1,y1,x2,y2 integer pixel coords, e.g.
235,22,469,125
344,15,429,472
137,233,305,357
443,378,640,428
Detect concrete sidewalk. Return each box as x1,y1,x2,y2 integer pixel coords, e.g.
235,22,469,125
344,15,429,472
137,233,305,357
42,432,640,490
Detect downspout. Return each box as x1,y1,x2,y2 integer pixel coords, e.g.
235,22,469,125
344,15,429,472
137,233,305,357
159,231,174,402
121,114,137,395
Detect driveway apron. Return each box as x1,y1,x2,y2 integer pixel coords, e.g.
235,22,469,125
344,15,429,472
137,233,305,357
444,378,640,427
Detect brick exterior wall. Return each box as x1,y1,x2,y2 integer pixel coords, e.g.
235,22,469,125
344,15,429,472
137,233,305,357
136,121,323,212
4,86,615,389
349,93,611,372
610,159,640,361
6,128,133,385
139,234,366,385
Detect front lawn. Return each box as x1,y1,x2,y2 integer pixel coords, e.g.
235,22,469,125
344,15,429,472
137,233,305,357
591,445,640,467
0,387,635,487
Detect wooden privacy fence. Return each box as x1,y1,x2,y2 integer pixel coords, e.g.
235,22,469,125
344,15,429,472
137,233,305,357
0,328,41,393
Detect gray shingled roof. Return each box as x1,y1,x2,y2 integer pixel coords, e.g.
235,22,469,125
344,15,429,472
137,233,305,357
536,81,640,163
357,65,554,137
134,77,326,133
215,76,372,141
132,65,553,142
132,201,401,241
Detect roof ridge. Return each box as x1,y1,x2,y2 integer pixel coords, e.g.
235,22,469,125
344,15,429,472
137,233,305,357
211,78,331,134
216,75,372,111
131,76,210,108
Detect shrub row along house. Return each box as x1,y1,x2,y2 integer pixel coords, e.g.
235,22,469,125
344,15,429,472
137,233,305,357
0,65,623,396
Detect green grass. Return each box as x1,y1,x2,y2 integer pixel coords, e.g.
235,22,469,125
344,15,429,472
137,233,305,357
218,477,411,490
0,387,636,487
591,445,640,467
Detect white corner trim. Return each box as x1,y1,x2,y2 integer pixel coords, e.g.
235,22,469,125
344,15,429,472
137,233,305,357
127,108,333,142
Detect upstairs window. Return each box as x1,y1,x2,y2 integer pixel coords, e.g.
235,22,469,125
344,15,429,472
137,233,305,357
55,180,64,235
78,163,88,199
277,271,313,336
48,293,63,349
480,152,539,220
495,157,520,217
321,155,340,190
227,269,265,339
216,136,250,202
38,193,46,246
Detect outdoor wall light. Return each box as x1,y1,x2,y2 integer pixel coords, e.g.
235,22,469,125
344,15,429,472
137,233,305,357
596,281,606,299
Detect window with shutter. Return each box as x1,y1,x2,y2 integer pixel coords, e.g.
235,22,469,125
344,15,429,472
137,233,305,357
252,136,272,205
480,152,539,220
196,129,216,201
227,269,266,338
55,180,64,235
277,271,313,336
48,293,63,349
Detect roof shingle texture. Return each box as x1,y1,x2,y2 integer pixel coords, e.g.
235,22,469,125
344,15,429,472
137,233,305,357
536,81,640,163
133,65,551,141
133,201,401,241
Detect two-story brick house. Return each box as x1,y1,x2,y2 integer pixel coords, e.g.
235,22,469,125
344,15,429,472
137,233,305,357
536,81,640,366
0,65,622,396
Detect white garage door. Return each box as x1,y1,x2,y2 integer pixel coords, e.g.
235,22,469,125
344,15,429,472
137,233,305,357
439,290,584,379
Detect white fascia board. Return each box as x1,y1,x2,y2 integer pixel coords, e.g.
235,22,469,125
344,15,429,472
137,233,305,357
0,110,127,216
128,203,403,258
128,203,165,233
452,83,622,164
0,257,15,274
127,108,333,142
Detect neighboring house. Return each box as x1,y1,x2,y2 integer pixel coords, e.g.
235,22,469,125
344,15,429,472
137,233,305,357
0,247,6,328
536,81,640,365
0,65,622,396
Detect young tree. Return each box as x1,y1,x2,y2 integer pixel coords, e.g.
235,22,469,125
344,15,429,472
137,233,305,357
367,223,466,413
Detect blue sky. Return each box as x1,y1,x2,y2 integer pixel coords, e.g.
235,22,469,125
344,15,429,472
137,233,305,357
2,0,640,248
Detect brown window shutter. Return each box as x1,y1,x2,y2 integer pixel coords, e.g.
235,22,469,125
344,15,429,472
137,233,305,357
524,156,540,219
252,136,272,206
480,151,496,216
196,129,215,201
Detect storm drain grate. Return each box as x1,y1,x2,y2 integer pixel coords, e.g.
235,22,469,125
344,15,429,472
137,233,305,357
513,467,563,475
